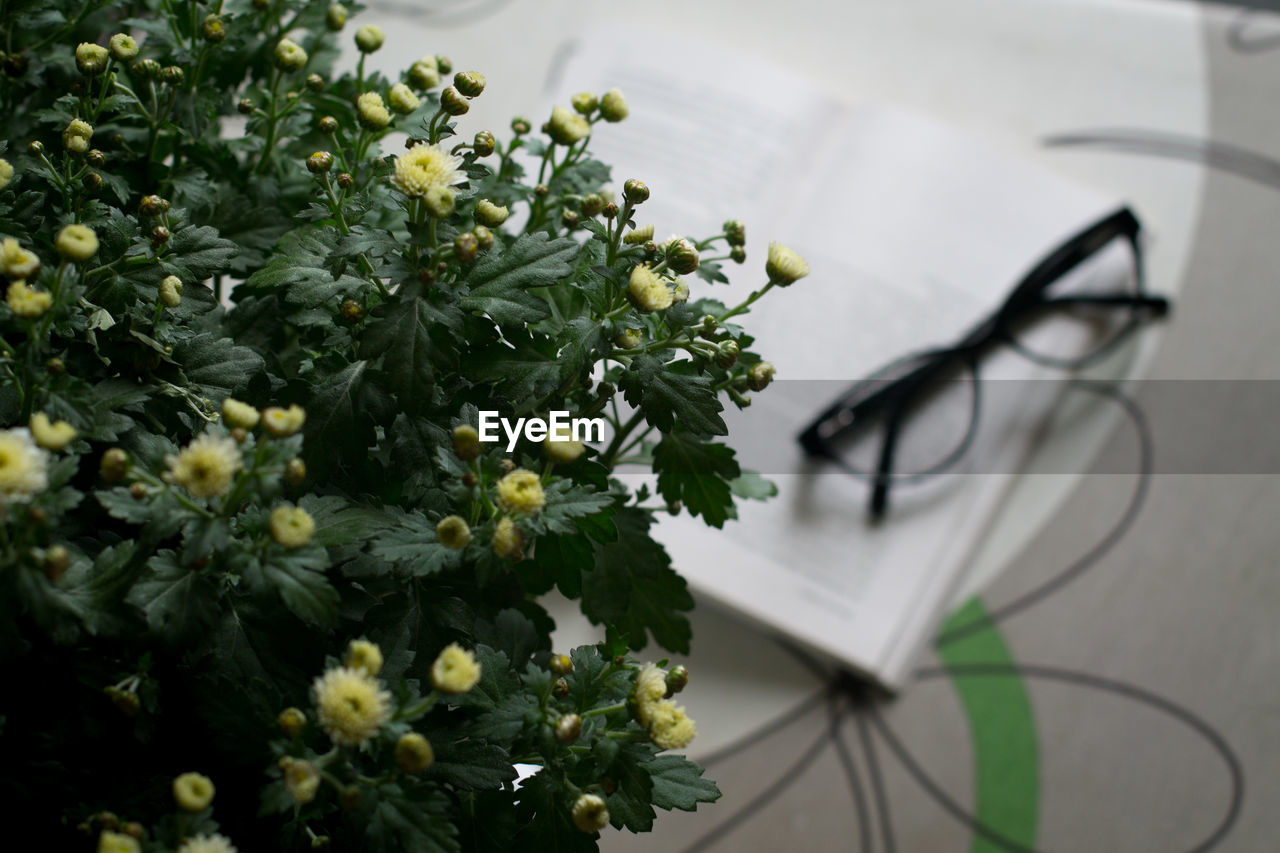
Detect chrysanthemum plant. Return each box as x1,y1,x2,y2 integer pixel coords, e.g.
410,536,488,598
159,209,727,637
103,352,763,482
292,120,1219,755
0,2,808,851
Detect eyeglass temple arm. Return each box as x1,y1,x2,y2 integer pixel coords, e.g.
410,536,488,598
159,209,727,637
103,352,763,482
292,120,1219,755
869,404,906,521
1040,292,1170,315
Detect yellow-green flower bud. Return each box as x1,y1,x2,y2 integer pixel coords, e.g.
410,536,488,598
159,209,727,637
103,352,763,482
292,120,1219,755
306,72,324,92
510,116,531,135
408,57,440,90
552,676,570,698
730,245,746,264
356,91,391,129
100,448,129,482
159,275,183,308
600,87,629,122
139,194,168,217
270,504,315,548
614,328,643,350
98,830,141,853
549,654,573,675
666,664,689,693
453,424,481,460
747,361,776,391
436,515,471,550
572,794,610,834
262,404,306,437
561,210,579,230
108,34,138,62
723,219,746,246
26,141,42,155
319,115,338,133
436,54,453,74
765,242,810,285
475,199,508,227
30,412,76,451
623,223,654,245
0,159,14,192
473,130,495,157
76,43,109,75
7,281,52,318
555,713,582,743
307,150,334,173
151,225,170,244
423,185,455,218
238,97,253,114
222,398,259,429
396,732,434,773
571,92,597,115
42,544,71,583
628,264,673,312
172,772,215,812
623,178,649,204
453,232,479,263
63,119,93,154
580,194,604,217
345,639,383,675
716,339,739,369
665,236,700,274
202,14,226,42
132,58,160,79
326,3,348,30
431,642,482,693
277,706,307,737
440,86,469,116
86,149,106,167
285,457,307,484
337,171,354,188
492,517,524,560
454,71,485,97
472,225,494,251
55,223,99,262
388,83,420,114
281,758,321,804
274,38,308,72
547,105,590,146
355,24,385,53
160,65,183,84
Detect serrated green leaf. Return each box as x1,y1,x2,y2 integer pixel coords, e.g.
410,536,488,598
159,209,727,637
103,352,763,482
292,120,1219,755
260,549,339,625
647,755,722,811
729,471,778,501
174,333,263,398
127,551,220,640
653,433,741,528
460,232,579,326
620,354,726,438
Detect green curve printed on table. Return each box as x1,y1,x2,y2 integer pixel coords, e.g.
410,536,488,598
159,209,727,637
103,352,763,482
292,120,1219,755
937,598,1040,853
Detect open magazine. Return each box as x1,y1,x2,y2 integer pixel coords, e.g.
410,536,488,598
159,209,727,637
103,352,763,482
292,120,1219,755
548,33,1133,688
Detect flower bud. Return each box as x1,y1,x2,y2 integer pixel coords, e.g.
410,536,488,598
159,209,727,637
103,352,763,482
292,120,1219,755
628,264,673,312
99,448,129,482
473,129,495,157
56,224,98,262
571,92,597,115
555,713,582,744
262,404,306,437
172,772,215,812
104,685,140,716
339,299,364,323
472,225,494,250
436,515,471,550
572,794,610,834
551,676,570,698
83,172,103,191
561,210,579,230
723,219,746,246
345,638,383,675
666,664,689,693
326,3,348,30
378,84,416,117
159,275,183,307
76,43,109,75
549,654,573,675
453,232,479,263
475,199,508,227
510,116,531,135
423,185,455,218
533,183,548,197
440,86,469,116
160,65,184,85
600,87,629,122
449,424,481,461
42,545,70,583
765,241,810,285
623,178,649,204
274,38,308,72
730,245,746,264
282,758,321,804
339,785,361,811
337,172,355,189
129,482,148,500
547,105,590,146
716,339,739,369
356,91,391,129
132,58,160,79
614,328,643,349
355,24,385,53
579,194,603,217
307,151,334,173
151,225,170,244
305,72,324,92
121,823,145,841
62,119,93,154
285,458,307,484
270,504,315,548
603,202,618,219
85,149,106,168
27,140,43,155
108,34,138,62
747,361,776,391
277,706,307,737
408,56,440,90
396,732,435,773
454,71,486,97
202,14,226,42
665,236,700,274
435,55,453,74
139,194,169,217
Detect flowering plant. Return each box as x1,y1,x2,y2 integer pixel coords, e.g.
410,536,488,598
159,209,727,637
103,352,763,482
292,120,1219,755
0,1,807,850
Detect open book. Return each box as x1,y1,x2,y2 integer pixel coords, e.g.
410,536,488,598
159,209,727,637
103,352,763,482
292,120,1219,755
548,34,1133,689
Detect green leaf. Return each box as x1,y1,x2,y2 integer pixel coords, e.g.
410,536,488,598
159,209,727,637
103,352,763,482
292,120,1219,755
429,737,517,790
653,433,741,528
581,507,694,653
260,548,339,625
303,360,392,481
605,742,657,832
620,355,727,438
647,755,722,811
453,646,537,747
729,471,778,501
174,333,263,398
460,232,579,326
367,786,460,853
127,551,220,641
237,226,363,313
513,773,598,853
298,494,397,547
157,223,239,283
360,287,461,399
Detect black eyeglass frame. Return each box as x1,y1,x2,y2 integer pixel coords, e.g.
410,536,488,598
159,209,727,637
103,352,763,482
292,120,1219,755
797,206,1171,520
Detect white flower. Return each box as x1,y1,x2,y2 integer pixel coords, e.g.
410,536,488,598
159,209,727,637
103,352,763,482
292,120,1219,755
392,143,466,199
0,428,48,501
765,242,810,285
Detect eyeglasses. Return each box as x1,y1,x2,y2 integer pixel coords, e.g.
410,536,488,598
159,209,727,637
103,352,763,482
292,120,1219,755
796,206,1170,520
